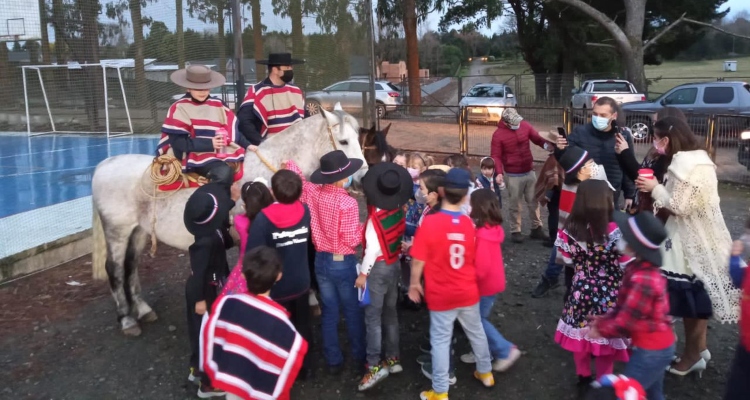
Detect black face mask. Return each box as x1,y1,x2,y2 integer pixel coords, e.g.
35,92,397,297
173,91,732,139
281,70,294,83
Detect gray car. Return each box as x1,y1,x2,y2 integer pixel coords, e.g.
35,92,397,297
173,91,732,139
305,80,404,118
622,81,750,140
458,83,517,123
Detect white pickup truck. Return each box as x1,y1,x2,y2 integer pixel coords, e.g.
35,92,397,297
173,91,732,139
570,79,646,109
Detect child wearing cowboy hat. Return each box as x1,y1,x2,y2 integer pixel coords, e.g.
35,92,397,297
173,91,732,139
183,182,237,398
356,162,413,391
284,151,367,375
589,212,675,400
156,65,251,193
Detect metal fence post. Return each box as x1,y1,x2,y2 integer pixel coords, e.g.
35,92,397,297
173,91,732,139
362,91,371,129
460,107,468,155
706,114,716,161
458,76,463,104
563,107,572,134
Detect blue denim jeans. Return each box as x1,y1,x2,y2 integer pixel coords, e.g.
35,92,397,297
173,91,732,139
479,295,514,359
624,344,675,400
315,252,366,367
543,246,563,282
430,303,491,393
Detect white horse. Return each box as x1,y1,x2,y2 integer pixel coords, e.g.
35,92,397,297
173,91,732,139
90,107,367,336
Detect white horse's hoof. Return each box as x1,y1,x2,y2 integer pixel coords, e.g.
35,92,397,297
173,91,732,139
121,317,141,336
123,325,142,336
139,310,158,323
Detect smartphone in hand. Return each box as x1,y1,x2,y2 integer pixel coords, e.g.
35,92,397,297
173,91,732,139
557,127,567,139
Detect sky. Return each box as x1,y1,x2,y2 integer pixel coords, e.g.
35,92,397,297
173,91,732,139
1,0,748,43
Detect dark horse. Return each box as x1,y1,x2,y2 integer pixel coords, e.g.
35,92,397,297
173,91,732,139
359,123,397,166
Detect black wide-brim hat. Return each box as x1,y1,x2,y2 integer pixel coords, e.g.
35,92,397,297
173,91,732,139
613,211,667,266
362,163,413,210
310,150,364,184
184,183,234,237
257,53,305,66
559,146,591,175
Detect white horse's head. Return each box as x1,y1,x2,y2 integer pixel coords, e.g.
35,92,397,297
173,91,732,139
319,103,369,182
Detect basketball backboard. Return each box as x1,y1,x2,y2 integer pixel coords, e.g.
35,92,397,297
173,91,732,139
0,0,41,42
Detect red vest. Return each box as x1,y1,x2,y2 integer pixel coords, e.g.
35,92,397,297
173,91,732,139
363,206,406,265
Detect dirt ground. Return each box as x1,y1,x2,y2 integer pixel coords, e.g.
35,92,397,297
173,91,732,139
1,173,748,399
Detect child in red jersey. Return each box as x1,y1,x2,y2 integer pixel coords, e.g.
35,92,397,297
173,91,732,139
590,212,674,400
408,168,495,400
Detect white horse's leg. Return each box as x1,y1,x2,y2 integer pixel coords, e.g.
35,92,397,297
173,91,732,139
127,226,158,323
103,222,141,336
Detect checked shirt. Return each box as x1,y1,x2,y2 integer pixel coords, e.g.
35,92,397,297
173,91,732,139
286,161,362,255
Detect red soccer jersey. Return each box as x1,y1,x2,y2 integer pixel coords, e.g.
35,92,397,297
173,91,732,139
411,210,479,311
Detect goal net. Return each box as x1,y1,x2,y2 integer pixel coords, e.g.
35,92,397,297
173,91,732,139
21,61,134,137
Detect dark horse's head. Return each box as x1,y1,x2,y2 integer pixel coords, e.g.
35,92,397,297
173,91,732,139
359,123,396,166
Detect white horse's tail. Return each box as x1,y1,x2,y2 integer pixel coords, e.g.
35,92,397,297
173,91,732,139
91,201,108,281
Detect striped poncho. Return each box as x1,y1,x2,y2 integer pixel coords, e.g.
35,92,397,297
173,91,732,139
157,96,245,171
239,79,305,139
362,206,406,268
201,293,308,400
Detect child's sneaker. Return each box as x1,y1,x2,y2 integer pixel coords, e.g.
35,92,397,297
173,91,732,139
459,352,476,364
420,362,457,385
416,354,431,366
357,363,389,391
188,367,201,386
492,347,522,372
386,357,403,374
420,390,449,400
473,371,495,388
197,383,226,398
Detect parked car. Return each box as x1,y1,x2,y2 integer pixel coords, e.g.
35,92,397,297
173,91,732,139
458,83,517,123
305,80,403,118
172,84,240,108
740,129,750,170
570,79,645,110
622,81,750,141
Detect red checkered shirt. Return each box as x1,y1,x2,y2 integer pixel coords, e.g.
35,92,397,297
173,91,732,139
286,161,362,254
596,259,674,350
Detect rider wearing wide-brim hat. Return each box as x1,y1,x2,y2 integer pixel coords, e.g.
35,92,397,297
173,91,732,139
237,53,307,150
156,64,251,191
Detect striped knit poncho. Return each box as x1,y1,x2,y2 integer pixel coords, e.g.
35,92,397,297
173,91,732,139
240,80,305,138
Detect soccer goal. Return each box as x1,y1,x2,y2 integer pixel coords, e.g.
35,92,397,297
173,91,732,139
21,61,134,137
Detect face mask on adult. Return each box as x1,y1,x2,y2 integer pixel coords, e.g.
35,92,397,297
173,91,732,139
592,115,611,131
506,122,520,130
653,137,667,155
280,70,294,83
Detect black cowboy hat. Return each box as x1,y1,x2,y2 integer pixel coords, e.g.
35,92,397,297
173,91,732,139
558,146,592,175
613,211,667,266
362,163,413,210
183,183,234,237
310,150,364,185
257,53,305,66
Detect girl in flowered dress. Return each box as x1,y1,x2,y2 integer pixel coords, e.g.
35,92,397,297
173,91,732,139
220,180,274,296
554,180,631,389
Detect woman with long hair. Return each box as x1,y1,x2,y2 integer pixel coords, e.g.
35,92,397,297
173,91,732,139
636,117,741,377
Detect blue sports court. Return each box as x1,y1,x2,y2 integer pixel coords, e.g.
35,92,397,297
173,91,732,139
0,133,157,258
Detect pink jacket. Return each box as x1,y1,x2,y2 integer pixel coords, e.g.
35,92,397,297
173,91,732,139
475,225,506,296
221,214,251,296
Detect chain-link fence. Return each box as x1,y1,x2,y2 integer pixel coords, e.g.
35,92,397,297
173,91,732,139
0,0,376,135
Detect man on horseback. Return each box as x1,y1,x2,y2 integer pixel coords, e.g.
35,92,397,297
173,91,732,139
156,65,250,191
237,53,306,150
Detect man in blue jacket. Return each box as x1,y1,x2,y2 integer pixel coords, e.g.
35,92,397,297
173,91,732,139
558,97,636,209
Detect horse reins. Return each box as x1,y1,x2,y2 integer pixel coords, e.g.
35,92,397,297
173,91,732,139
254,119,340,173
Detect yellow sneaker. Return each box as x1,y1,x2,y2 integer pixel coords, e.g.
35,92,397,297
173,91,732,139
419,390,449,400
474,370,495,387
